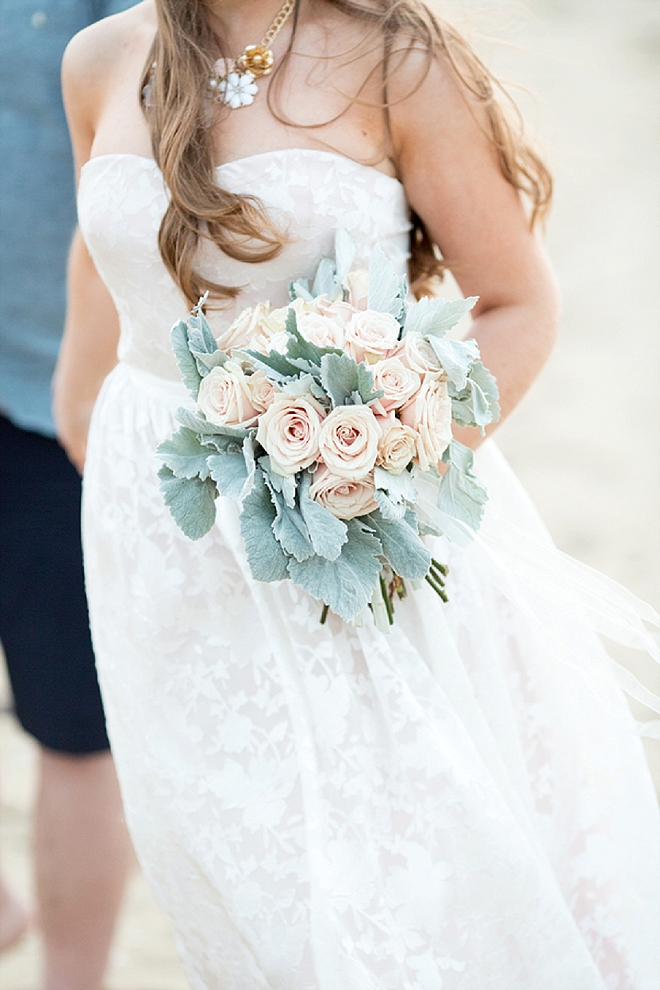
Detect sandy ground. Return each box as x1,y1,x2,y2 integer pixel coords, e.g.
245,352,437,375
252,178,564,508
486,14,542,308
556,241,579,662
1,0,658,984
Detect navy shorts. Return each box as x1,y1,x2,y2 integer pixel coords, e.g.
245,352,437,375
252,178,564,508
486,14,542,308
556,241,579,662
0,414,109,754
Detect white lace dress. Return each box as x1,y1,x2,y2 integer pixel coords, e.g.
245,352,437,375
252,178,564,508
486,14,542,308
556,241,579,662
79,149,660,990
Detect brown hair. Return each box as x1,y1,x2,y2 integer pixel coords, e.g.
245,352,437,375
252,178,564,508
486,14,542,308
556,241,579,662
142,0,552,304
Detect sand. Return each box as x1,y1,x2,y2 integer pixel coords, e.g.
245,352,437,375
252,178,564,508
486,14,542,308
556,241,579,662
1,0,658,984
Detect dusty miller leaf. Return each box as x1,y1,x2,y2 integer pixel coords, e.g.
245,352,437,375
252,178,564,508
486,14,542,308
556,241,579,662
427,336,480,390
289,278,313,301
240,470,290,581
320,352,383,407
374,490,407,521
404,296,478,338
283,308,342,369
368,244,403,318
363,509,431,579
298,472,347,561
157,427,211,480
312,256,338,298
207,437,255,501
170,321,202,399
335,228,357,280
287,519,383,622
435,440,488,532
174,407,248,445
267,481,315,563
158,464,217,540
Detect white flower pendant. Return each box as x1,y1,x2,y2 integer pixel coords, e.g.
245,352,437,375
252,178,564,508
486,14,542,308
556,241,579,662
215,70,259,110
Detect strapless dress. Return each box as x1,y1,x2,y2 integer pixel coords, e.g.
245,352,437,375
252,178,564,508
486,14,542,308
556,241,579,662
78,149,660,990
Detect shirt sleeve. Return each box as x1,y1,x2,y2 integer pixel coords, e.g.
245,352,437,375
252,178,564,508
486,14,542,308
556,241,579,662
95,0,139,19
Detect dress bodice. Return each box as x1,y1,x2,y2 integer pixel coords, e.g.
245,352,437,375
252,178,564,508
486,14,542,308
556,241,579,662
78,149,411,381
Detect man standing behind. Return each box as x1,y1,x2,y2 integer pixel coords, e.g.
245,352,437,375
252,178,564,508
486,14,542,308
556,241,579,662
0,1,135,986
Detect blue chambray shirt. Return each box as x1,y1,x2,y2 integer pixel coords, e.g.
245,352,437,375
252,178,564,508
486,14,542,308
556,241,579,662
0,0,136,437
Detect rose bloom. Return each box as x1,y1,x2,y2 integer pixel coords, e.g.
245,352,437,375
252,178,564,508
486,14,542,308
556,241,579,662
315,295,358,326
216,302,273,352
308,465,379,520
297,312,345,350
343,269,370,310
247,371,280,413
399,331,444,377
344,310,401,361
256,396,325,477
400,378,453,472
371,357,421,416
317,404,381,481
197,360,260,428
249,298,311,353
375,415,419,475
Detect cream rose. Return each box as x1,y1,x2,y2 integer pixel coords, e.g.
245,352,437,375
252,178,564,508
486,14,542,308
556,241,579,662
297,312,345,350
256,396,324,477
375,416,419,475
400,331,444,377
197,361,260,428
400,378,453,472
308,466,379,520
216,302,273,352
343,269,370,310
371,357,421,416
249,298,310,353
344,310,401,361
317,405,381,481
315,296,359,326
247,371,280,413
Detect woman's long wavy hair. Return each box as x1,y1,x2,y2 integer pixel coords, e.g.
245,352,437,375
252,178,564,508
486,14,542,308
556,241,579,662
142,0,552,305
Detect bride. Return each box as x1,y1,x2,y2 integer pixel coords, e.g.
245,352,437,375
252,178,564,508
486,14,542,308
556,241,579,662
55,0,659,987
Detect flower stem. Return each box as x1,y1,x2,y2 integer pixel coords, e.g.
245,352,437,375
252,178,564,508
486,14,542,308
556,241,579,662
425,571,449,603
320,603,330,624
430,557,448,577
379,575,394,625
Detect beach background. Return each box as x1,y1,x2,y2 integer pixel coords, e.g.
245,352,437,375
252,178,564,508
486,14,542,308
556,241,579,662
1,0,658,983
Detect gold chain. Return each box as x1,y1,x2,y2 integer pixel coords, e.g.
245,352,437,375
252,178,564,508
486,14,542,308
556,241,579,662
259,0,296,51
232,0,296,78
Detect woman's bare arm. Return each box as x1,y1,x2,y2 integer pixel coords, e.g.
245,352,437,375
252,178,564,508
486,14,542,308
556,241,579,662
53,12,144,471
390,50,560,448
53,230,120,472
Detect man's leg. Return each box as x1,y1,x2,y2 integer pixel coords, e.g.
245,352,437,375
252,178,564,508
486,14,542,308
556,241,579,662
35,748,131,990
0,415,131,984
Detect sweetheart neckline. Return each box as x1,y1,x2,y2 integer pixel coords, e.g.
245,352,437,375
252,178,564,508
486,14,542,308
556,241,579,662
80,148,404,190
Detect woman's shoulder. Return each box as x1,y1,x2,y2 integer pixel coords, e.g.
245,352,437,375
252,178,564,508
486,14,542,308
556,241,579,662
62,0,155,94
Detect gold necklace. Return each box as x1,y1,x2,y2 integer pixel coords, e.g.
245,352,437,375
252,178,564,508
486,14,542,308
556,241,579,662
209,0,296,110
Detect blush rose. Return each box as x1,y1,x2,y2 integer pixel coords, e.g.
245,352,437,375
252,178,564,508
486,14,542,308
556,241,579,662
399,331,444,377
344,310,401,361
375,415,419,475
400,378,453,472
371,357,421,416
256,396,325,477
197,361,260,428
297,312,345,350
216,303,273,352
247,371,280,413
308,466,379,520
317,405,381,481
343,269,370,310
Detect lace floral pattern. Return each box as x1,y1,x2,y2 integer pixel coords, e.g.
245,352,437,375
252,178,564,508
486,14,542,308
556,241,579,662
80,151,659,990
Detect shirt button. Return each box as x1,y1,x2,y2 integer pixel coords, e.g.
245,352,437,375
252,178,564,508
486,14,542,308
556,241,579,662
31,11,48,27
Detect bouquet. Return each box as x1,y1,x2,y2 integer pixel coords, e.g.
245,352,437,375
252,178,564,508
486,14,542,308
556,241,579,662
157,230,499,628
